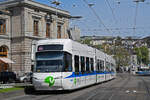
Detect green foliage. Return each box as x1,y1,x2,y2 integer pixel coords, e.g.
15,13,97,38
134,46,149,65
113,46,130,68
82,38,92,45
115,36,122,46
80,38,92,46
93,45,102,50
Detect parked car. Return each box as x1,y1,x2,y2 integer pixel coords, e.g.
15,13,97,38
0,71,16,84
19,72,33,83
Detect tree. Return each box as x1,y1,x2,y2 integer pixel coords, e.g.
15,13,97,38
115,36,122,46
113,46,130,69
93,45,102,50
81,38,92,46
134,46,149,65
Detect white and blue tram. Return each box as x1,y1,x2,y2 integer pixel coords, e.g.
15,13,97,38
32,39,116,90
136,66,150,76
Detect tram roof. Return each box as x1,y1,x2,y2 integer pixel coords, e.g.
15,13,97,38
36,39,94,52
36,39,115,64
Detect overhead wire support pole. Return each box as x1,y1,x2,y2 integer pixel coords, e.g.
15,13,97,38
51,0,61,39
133,0,145,36
133,0,139,36
82,0,113,34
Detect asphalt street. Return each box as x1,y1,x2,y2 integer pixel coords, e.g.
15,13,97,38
2,73,150,100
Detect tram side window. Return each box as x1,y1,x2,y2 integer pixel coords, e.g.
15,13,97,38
81,56,85,73
105,62,110,72
111,63,114,72
90,58,94,72
96,59,100,72
74,55,79,74
100,60,104,72
86,57,90,73
108,62,111,72
63,52,72,72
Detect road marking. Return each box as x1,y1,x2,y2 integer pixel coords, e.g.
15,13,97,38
133,90,137,93
126,90,130,93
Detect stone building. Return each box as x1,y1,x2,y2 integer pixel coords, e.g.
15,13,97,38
68,26,80,41
0,0,71,75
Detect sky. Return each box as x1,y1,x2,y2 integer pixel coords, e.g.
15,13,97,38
28,0,150,37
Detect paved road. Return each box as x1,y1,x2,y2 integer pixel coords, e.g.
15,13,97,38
2,73,150,100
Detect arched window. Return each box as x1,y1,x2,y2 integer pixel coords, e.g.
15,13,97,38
0,45,8,57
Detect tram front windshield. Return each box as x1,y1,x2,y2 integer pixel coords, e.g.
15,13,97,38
138,68,150,71
35,51,72,72
35,51,63,72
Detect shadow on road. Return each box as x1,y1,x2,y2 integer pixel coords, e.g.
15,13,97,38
24,86,72,95
24,79,115,95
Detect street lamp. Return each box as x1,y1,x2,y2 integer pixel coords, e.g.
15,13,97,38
133,0,145,2
69,16,82,27
69,16,82,19
51,0,61,5
88,3,95,7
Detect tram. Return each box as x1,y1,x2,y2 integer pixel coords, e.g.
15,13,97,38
136,66,150,76
32,39,116,90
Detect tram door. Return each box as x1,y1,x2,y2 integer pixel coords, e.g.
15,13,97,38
80,56,86,86
85,57,94,85
74,55,81,87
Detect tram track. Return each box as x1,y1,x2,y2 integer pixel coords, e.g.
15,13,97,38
3,74,133,100
132,75,150,100
73,73,131,100
139,77,150,100
97,73,131,100
4,73,150,100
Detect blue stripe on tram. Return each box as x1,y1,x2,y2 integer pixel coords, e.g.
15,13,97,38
65,71,114,79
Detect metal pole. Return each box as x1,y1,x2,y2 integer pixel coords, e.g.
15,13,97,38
133,1,139,36
133,0,145,36
10,13,12,72
56,4,58,38
51,0,61,38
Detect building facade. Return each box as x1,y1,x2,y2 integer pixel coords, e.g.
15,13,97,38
68,26,80,41
0,0,71,75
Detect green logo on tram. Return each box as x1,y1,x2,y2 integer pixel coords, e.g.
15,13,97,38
74,78,77,84
44,76,55,87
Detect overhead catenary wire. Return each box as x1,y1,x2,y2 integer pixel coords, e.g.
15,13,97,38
81,26,150,35
104,0,122,36
38,0,148,37
82,0,113,35
105,0,117,23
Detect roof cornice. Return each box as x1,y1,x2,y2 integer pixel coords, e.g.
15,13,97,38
0,0,71,18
